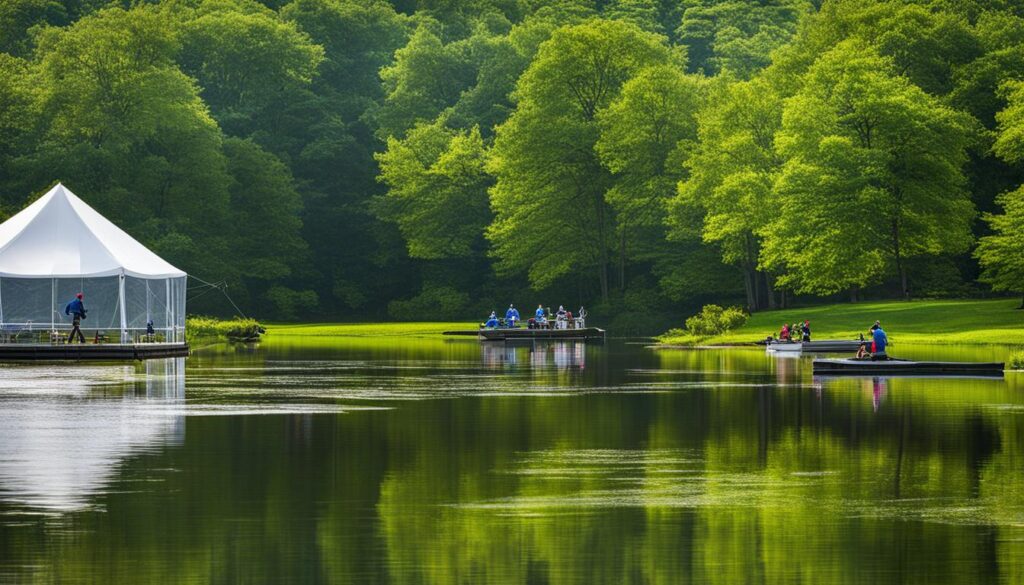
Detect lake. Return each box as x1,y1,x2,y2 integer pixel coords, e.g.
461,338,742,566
0,337,1022,584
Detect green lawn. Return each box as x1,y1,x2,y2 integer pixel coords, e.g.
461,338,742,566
658,298,1024,346
266,322,475,337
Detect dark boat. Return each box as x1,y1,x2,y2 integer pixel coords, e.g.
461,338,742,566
813,358,1004,377
443,327,606,341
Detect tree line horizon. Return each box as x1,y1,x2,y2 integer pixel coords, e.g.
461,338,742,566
1,0,1023,328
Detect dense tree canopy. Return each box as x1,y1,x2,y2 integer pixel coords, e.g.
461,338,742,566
0,0,1023,325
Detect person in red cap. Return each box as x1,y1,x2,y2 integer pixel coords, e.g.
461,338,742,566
64,293,87,343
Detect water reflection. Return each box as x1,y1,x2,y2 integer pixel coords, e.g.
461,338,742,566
483,341,587,370
0,342,1023,583
0,359,185,511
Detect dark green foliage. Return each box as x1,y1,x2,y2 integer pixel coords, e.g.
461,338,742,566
1,0,1023,323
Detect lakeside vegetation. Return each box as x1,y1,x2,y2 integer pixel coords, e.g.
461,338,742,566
658,298,1024,346
186,316,264,343
2,0,1024,325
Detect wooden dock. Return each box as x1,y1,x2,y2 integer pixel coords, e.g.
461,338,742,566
0,342,189,361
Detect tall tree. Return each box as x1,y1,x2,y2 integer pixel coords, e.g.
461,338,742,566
763,40,976,299
977,80,1024,305
486,18,676,301
375,119,491,259
596,64,703,290
671,76,782,310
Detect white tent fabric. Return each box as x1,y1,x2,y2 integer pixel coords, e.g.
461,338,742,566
0,183,185,278
0,184,187,343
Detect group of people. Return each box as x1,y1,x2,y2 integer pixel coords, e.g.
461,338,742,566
776,320,812,342
856,320,888,360
484,304,587,329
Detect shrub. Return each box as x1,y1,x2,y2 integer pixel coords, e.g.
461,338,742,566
187,316,264,342
684,304,748,337
1010,351,1024,370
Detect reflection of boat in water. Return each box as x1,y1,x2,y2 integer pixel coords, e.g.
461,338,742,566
0,359,185,511
481,341,586,369
813,358,1004,377
766,340,862,353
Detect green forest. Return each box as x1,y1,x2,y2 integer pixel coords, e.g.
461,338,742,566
2,0,1024,328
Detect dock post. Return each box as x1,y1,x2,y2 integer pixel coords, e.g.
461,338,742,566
119,272,128,343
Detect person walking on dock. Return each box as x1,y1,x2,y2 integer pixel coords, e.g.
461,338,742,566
64,293,87,343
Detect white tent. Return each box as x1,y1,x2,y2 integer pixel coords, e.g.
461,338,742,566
0,183,186,343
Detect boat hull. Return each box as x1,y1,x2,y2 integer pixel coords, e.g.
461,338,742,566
813,358,1004,377
767,340,862,353
471,327,606,342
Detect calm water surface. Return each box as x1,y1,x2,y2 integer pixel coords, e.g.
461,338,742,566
0,337,1023,584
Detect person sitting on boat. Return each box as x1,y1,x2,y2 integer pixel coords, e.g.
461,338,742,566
536,305,545,320
779,323,790,341
485,311,499,328
505,305,520,328
871,323,888,360
577,306,586,328
801,320,811,342
556,305,567,329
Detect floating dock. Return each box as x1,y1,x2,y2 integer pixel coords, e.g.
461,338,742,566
813,358,1004,377
444,327,606,342
0,342,189,361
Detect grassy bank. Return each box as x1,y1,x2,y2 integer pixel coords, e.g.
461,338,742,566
658,299,1024,346
266,322,475,338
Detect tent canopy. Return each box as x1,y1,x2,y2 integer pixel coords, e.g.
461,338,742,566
0,183,185,279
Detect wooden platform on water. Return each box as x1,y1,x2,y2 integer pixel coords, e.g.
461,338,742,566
444,327,606,342
0,342,189,361
813,358,1004,377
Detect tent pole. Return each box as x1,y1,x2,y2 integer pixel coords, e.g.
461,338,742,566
51,278,55,333
166,279,172,342
0,277,5,329
119,272,128,344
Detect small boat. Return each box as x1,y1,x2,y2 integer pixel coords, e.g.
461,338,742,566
813,358,1004,377
444,327,606,342
766,340,862,353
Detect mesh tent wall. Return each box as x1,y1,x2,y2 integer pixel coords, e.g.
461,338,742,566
0,184,186,343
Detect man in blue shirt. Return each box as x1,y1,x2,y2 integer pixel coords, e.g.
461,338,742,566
64,293,87,343
505,305,520,327
871,322,888,360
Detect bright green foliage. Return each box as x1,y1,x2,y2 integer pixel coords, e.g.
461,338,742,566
683,303,748,337
764,40,976,297
677,0,809,77
376,25,477,137
487,19,675,298
375,120,491,259
976,80,1024,299
672,76,782,309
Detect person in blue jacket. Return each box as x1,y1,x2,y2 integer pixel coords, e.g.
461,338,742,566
505,305,520,327
871,322,888,360
485,311,499,328
64,293,87,343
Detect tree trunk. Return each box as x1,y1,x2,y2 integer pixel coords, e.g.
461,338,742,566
780,289,787,309
891,218,910,300
850,286,859,303
764,273,777,310
618,232,626,292
1020,293,1024,310
598,262,609,303
742,268,756,312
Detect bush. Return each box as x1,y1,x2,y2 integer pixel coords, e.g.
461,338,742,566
1010,351,1024,370
187,316,264,342
684,304,748,337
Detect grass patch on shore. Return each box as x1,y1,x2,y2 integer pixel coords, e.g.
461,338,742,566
186,316,263,342
266,322,475,337
658,298,1024,346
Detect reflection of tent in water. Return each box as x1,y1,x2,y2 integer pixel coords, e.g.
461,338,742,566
0,183,186,344
0,359,184,511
